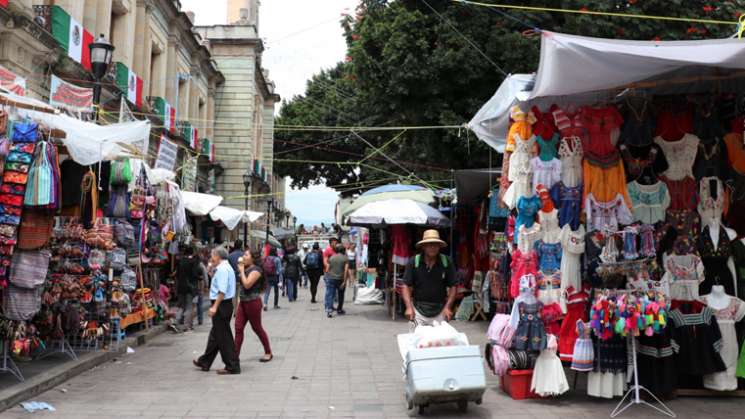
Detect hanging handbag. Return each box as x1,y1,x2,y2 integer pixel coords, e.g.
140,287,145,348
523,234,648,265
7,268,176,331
109,159,133,186
6,151,32,164
4,285,43,321
0,110,7,136
107,186,130,218
0,136,10,157
108,248,127,271
17,210,54,250
11,121,38,143
114,220,135,249
3,171,28,185
9,249,51,289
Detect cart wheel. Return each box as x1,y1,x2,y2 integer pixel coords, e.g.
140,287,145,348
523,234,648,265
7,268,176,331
418,405,426,415
475,397,483,405
457,401,468,413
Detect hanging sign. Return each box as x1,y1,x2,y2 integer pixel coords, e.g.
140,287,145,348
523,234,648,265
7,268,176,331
49,75,93,112
181,156,197,192
0,64,26,96
155,134,178,171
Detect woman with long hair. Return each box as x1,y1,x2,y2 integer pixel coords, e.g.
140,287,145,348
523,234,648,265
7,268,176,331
235,250,273,362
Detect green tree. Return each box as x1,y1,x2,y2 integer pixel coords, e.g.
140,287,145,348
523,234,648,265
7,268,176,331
275,0,738,194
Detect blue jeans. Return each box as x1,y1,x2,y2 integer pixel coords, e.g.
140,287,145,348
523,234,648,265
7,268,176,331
197,293,204,324
324,276,346,313
286,277,297,301
263,276,280,307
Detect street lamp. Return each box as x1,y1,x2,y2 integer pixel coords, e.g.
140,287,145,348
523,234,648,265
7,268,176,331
293,216,297,232
265,198,274,245
242,171,252,245
88,34,115,120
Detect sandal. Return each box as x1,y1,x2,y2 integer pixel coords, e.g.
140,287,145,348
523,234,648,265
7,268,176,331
260,354,273,363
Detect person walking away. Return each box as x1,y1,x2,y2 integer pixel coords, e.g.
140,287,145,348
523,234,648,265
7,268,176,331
298,243,309,287
346,243,357,288
195,247,209,325
193,247,240,375
283,246,304,302
304,243,324,303
262,247,283,310
235,250,273,362
228,240,244,314
325,244,349,318
401,230,458,329
176,245,200,331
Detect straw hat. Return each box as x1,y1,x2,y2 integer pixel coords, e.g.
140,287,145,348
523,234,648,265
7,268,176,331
416,229,447,248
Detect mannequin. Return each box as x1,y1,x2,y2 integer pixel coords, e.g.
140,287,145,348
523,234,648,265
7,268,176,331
509,274,538,330
701,286,745,391
702,217,738,295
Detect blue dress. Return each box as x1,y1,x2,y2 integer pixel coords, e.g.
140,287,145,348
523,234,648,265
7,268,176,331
550,181,582,230
512,301,547,351
534,240,562,273
514,195,541,244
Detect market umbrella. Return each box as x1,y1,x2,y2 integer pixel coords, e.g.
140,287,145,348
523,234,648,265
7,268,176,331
251,230,281,247
182,191,223,216
342,185,435,219
347,198,450,227
209,206,264,230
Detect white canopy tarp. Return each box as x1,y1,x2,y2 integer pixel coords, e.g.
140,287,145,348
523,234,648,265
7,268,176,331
347,199,450,227
3,91,150,165
342,189,435,219
209,206,263,230
182,191,223,216
469,31,745,151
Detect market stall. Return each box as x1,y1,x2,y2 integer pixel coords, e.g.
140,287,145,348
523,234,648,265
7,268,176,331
472,31,745,412
0,90,194,382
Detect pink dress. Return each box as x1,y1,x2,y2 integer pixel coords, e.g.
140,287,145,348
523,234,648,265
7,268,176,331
510,249,538,298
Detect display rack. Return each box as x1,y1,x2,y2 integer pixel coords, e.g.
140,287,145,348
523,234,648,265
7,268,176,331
37,337,78,361
0,340,24,382
610,336,675,418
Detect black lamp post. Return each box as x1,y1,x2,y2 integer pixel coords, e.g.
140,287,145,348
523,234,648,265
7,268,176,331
265,198,274,245
293,216,297,232
88,34,115,120
242,171,252,245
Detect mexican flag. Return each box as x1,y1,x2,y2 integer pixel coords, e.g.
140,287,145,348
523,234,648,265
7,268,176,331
115,62,143,108
154,97,176,133
51,6,93,71
189,127,199,150
210,141,215,163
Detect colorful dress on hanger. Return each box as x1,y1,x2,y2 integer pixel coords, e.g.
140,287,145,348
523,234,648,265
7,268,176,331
588,335,627,399
557,135,583,188
578,106,631,208
504,137,536,209
530,157,561,193
550,181,582,230
531,106,557,140
669,301,727,378
513,195,541,244
559,224,585,302
585,193,633,232
558,287,589,362
531,334,570,397
509,248,538,299
570,321,594,371
535,240,562,305
536,133,559,160
697,226,736,296
662,253,705,301
626,181,670,225
505,105,536,152
697,177,727,227
700,295,745,391
512,301,547,351
694,138,730,181
619,143,668,181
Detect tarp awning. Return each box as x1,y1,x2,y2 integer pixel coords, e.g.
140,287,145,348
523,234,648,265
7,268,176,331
469,31,745,151
3,91,151,165
208,206,263,230
347,199,450,227
182,191,223,216
455,169,501,205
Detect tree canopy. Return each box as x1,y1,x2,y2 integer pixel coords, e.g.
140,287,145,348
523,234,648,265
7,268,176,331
274,0,739,195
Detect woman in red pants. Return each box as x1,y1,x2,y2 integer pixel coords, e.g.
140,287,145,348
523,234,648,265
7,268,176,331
235,250,273,362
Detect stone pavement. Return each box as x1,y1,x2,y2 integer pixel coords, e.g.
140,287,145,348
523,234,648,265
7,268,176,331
1,285,741,419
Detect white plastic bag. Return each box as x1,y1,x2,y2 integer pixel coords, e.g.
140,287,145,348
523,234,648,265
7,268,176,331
413,321,468,349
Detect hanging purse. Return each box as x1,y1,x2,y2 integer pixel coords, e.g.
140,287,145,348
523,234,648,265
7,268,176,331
17,210,54,250
0,109,8,136
109,159,133,186
9,249,51,289
3,171,28,185
11,120,38,143
107,186,130,218
6,151,32,164
0,184,26,196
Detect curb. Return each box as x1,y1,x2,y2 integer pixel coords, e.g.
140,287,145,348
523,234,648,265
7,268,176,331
0,324,168,413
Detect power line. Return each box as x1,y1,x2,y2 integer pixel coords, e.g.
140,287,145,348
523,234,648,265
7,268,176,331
420,0,508,77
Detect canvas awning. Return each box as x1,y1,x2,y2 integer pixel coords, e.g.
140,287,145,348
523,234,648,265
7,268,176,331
182,191,223,216
208,206,263,230
347,199,450,227
469,31,745,151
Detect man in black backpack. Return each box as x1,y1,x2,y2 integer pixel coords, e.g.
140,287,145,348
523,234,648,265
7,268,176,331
283,246,304,302
176,245,200,331
304,243,324,303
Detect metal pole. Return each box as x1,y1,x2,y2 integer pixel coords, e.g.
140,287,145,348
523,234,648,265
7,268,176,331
92,83,102,122
265,198,273,245
243,181,249,245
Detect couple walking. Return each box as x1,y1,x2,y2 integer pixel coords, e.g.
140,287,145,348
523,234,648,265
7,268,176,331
192,246,272,375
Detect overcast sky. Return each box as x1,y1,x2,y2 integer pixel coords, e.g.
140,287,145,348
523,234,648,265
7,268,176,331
182,0,357,226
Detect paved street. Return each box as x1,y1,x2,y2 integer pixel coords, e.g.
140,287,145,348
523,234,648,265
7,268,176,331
2,286,742,419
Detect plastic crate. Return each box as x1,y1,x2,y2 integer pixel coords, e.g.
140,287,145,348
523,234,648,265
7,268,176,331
501,369,541,400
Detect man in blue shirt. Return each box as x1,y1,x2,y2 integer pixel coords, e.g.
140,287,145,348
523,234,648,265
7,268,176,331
193,247,240,375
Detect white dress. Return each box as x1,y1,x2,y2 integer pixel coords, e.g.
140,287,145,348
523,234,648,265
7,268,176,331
558,136,583,188
530,157,562,193
697,176,726,227
560,224,585,311
587,372,626,399
654,133,700,181
539,209,561,244
504,136,536,209
701,295,745,391
531,334,569,397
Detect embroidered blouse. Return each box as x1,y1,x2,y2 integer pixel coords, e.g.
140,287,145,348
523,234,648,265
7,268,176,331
558,136,583,188
585,193,633,232
627,180,670,225
530,157,561,193
531,106,557,140
550,182,582,231
697,177,726,226
662,253,705,301
514,195,541,244
534,240,562,273
654,134,701,181
536,133,559,161
578,106,624,165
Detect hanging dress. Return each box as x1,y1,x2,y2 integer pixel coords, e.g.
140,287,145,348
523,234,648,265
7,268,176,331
509,247,538,299
626,180,670,225
559,224,585,302
558,287,589,362
697,226,736,296
570,321,594,372
636,326,676,400
512,195,541,244
585,193,633,232
550,181,582,230
557,135,583,188
697,177,727,228
700,296,745,391
504,137,536,210
662,253,705,301
531,334,569,397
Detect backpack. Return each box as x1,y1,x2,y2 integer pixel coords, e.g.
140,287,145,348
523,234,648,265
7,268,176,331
414,254,449,269
305,251,321,269
262,256,277,276
284,255,301,278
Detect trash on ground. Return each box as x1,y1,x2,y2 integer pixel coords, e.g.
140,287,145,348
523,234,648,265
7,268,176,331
20,402,56,412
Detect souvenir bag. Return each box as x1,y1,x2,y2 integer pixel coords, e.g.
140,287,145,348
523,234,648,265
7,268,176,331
8,249,51,289
17,210,54,250
109,159,133,186
11,120,38,143
0,109,7,136
113,219,135,248
107,186,130,218
0,135,9,179
79,171,98,228
4,285,42,321
120,268,137,292
24,142,51,206
108,248,127,271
